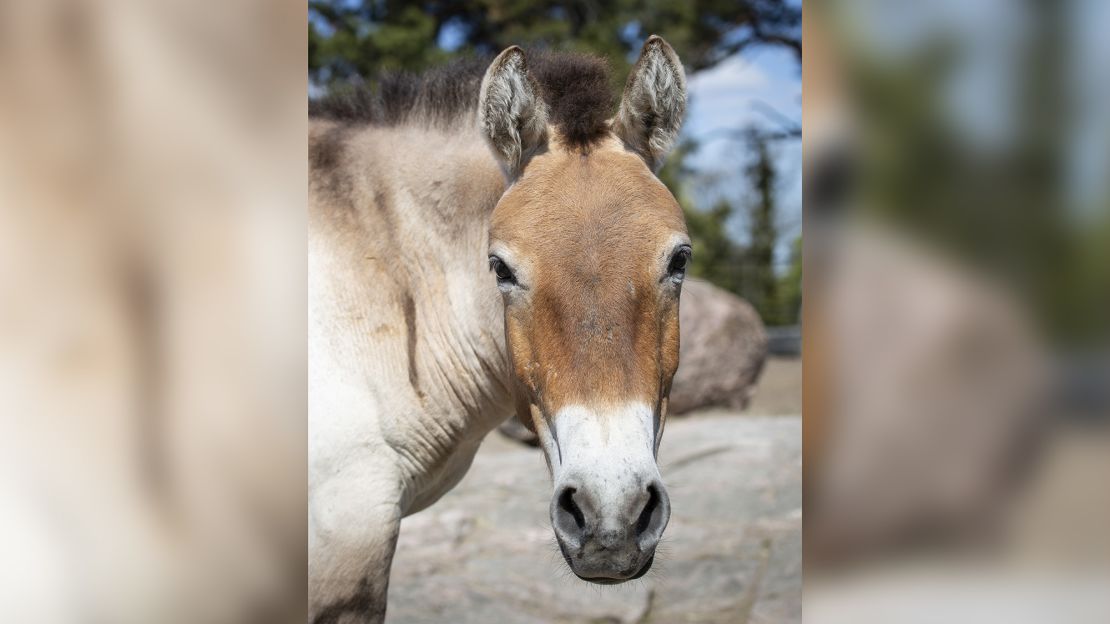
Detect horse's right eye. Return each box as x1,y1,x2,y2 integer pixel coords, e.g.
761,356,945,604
488,256,516,285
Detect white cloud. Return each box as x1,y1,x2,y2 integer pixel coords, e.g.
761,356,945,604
687,54,769,97
677,48,803,261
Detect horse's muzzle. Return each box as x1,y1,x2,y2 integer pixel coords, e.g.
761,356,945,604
550,476,670,583
539,402,670,583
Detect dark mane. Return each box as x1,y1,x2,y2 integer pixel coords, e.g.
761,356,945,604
309,50,613,148
530,51,613,147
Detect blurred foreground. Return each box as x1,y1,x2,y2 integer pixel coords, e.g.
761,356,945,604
0,1,307,622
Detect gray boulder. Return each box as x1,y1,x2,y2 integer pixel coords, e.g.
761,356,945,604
668,278,768,415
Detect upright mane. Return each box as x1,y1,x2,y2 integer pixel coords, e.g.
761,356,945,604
309,50,613,147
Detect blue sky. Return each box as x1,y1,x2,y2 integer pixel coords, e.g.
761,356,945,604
682,46,802,270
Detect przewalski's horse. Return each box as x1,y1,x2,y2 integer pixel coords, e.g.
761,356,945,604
309,36,688,622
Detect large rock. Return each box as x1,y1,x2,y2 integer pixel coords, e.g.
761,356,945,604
668,278,768,414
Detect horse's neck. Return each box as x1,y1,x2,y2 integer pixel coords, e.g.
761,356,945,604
310,119,514,514
384,125,515,445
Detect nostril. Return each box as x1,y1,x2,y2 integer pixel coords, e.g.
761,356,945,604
558,487,585,530
635,485,660,536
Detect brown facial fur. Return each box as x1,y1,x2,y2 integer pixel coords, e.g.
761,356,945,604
490,134,687,428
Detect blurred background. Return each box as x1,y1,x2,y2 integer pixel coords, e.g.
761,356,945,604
805,1,1110,622
309,1,803,623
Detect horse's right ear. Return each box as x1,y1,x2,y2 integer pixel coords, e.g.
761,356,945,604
479,46,549,179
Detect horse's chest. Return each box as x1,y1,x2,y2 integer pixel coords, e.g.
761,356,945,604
404,438,482,516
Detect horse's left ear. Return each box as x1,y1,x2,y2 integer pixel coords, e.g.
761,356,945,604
615,35,687,171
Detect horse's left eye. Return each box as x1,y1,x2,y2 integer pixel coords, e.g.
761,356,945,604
668,246,692,279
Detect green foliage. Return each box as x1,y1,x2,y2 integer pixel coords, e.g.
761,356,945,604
775,235,803,326
685,200,744,293
743,132,781,323
309,0,800,86
658,140,745,293
673,133,801,326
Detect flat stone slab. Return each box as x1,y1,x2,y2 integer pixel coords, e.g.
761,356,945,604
387,413,801,624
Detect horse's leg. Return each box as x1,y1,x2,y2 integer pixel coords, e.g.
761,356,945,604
308,464,402,624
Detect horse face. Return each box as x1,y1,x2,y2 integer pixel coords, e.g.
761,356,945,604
480,37,688,583
489,143,687,583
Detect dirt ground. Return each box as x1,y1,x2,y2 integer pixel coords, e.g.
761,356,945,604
745,356,802,416
386,358,802,623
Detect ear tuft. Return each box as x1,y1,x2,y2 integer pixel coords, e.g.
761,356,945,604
478,47,549,178
615,35,687,171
